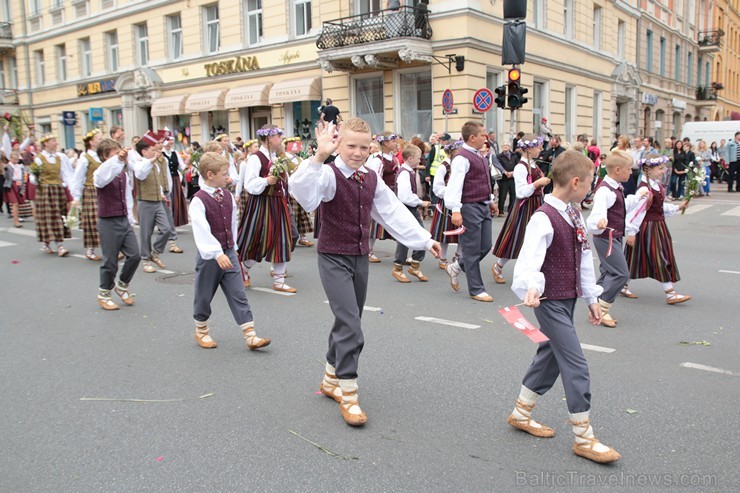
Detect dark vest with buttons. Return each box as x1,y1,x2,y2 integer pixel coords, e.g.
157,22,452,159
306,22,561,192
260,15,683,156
97,169,128,218
164,151,179,176
457,148,492,203
194,189,234,250
538,203,582,300
317,164,377,256
595,180,625,238
639,182,665,222
380,154,398,190
523,162,545,196
256,151,286,198
395,166,417,198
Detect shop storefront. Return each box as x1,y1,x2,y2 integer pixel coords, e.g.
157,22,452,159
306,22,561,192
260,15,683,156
224,83,272,140
268,76,322,142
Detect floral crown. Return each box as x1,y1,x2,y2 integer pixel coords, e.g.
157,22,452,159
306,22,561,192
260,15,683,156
375,133,398,143
83,128,101,142
244,139,258,147
444,139,464,152
640,155,670,167
39,135,55,144
256,127,284,138
283,136,301,143
517,137,543,149
215,134,229,141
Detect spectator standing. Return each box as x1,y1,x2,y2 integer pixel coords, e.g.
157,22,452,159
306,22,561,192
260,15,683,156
727,132,740,192
696,140,712,197
320,99,342,125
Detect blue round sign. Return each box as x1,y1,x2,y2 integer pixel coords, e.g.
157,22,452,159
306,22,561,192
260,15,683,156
442,89,454,113
473,88,494,112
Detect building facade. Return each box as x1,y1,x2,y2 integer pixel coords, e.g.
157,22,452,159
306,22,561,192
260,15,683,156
0,0,735,151
711,0,740,120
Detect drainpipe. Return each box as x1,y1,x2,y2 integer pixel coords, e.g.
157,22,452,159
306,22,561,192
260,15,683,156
17,0,34,124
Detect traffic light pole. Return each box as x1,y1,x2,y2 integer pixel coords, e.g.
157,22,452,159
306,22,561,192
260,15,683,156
509,108,517,146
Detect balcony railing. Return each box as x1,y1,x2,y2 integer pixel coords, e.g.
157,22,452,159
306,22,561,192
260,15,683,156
698,29,724,47
0,90,19,105
317,6,432,50
696,86,718,101
0,22,12,39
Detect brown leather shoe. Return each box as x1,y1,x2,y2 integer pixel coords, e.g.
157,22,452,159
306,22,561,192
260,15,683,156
246,336,271,350
57,246,69,257
117,252,125,261
445,261,460,292
85,251,101,261
150,255,166,269
619,287,638,299
407,262,428,281
339,390,368,427
143,262,157,273
471,293,494,302
492,263,506,284
507,400,556,438
195,326,218,349
392,264,411,283
368,254,381,263
572,441,621,464
272,278,297,293
298,238,314,247
168,243,183,253
243,274,251,288
98,297,120,311
114,286,135,306
665,290,691,305
320,377,342,403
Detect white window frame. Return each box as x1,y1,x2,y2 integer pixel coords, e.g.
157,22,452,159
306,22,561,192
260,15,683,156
593,6,602,50
0,61,5,89
532,78,550,136
203,4,220,54
167,14,183,60
56,44,67,81
1,1,11,22
351,72,385,135
30,0,42,16
244,0,263,46
135,23,149,66
533,0,546,29
34,50,44,86
80,37,92,77
106,31,119,73
356,0,382,15
486,69,506,138
564,85,576,144
393,66,433,140
592,90,602,142
564,0,574,37
293,0,312,37
8,57,17,89
617,20,626,59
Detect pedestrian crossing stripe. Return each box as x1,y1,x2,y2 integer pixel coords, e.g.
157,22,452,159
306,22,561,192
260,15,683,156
0,240,16,248
721,205,740,216
683,204,712,215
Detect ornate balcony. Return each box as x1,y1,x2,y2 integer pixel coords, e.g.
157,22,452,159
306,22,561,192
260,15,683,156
0,22,13,51
695,85,720,107
698,30,724,53
0,90,19,105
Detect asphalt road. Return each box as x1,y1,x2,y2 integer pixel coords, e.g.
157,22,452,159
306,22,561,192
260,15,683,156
1,190,739,492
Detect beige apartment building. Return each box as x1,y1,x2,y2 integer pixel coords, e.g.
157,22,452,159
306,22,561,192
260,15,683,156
711,0,740,120
0,0,731,152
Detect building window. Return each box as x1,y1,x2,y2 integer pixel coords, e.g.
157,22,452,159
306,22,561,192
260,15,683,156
564,0,574,37
80,37,92,77
56,44,67,81
646,30,653,72
486,71,503,137
8,57,17,88
0,61,4,89
204,4,220,54
100,0,115,9
617,20,626,59
397,69,432,141
354,75,384,135
705,61,710,87
1,0,10,22
294,0,312,37
675,45,681,82
34,50,44,86
357,0,382,15
592,91,602,142
565,86,576,144
532,81,547,136
592,6,602,50
659,37,666,77
106,31,119,72
167,14,183,60
245,0,263,45
687,52,693,86
533,0,546,29
30,0,41,16
697,56,702,88
135,23,149,65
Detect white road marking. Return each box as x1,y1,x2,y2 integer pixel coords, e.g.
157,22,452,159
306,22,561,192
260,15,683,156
414,316,480,329
0,227,80,240
322,301,382,312
251,287,296,297
580,343,616,354
158,269,175,274
719,270,740,275
71,254,88,260
683,204,712,215
0,240,17,248
721,205,740,216
680,362,736,376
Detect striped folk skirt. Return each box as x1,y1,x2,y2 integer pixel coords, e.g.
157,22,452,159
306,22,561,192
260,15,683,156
170,174,189,227
492,195,543,260
236,194,292,264
430,202,458,244
624,219,680,283
290,196,314,235
26,181,37,201
36,184,70,244
80,186,100,249
369,219,385,241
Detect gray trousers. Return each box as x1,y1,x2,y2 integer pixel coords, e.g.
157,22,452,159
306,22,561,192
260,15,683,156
393,205,425,265
193,248,253,325
593,236,630,303
318,252,369,380
160,192,178,241
97,216,141,290
459,202,492,296
137,200,172,260
522,299,591,414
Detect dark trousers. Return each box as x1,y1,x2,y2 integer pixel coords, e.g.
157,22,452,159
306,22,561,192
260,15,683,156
728,162,740,191
522,299,591,414
394,205,425,264
98,216,141,290
193,248,253,325
593,236,629,303
318,253,369,380
670,173,687,199
459,202,492,296
160,192,178,241
623,169,639,196
137,201,172,259
497,178,516,213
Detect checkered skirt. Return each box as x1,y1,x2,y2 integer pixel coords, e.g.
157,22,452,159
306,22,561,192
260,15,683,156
290,196,313,235
36,184,69,243
80,185,100,249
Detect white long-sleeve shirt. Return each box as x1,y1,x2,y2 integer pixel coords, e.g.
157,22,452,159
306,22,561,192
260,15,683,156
70,149,100,201
131,151,164,196
242,146,276,196
512,194,603,305
396,163,422,207
366,152,395,181
226,151,238,183
586,175,646,237
189,183,239,260
432,162,449,199
1,132,31,159
31,150,73,187
514,158,540,199
289,156,434,252
444,143,495,212
92,154,135,225
626,175,680,230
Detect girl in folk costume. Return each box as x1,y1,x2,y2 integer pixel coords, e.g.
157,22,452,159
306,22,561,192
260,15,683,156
70,129,104,261
29,135,74,256
365,132,399,262
236,125,296,293
3,150,26,228
215,134,239,187
161,135,188,254
284,137,314,247
430,139,463,269
623,154,691,304
235,139,258,221
491,135,551,283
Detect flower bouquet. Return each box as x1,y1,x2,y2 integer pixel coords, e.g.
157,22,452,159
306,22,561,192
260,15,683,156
268,156,290,195
682,163,706,215
63,204,80,230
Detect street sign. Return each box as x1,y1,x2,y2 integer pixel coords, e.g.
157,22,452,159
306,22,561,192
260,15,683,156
89,107,104,122
442,89,454,113
473,88,494,112
62,111,76,126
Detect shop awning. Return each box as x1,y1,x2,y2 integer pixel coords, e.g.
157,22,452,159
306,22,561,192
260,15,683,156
184,89,228,113
151,94,189,116
268,77,322,104
225,83,272,109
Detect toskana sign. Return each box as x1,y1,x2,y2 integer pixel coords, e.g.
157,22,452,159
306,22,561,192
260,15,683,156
205,55,260,77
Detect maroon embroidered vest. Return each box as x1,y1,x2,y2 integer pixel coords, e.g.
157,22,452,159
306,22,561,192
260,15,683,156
194,189,234,250
317,165,377,256
381,154,398,190
458,148,492,203
640,182,665,222
256,151,286,198
97,170,128,218
525,163,545,196
396,166,417,197
595,180,625,238
538,203,582,300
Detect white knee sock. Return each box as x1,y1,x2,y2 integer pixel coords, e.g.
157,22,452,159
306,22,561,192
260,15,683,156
338,378,362,415
369,239,376,251
272,262,287,283
570,411,611,453
439,244,449,260
497,258,509,268
512,386,543,428
662,282,674,296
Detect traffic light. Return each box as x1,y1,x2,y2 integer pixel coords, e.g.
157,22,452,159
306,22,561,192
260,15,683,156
507,68,524,109
494,85,507,109
519,86,529,107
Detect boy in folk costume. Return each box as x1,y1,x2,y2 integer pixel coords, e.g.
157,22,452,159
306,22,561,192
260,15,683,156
132,132,172,273
3,150,26,228
509,150,621,464
391,144,431,283
93,139,141,310
71,129,104,261
161,135,187,254
585,150,647,327
491,135,551,284
290,118,440,426
364,132,399,263
430,139,463,269
443,122,499,302
29,135,74,257
236,125,295,293
623,154,691,304
189,152,271,350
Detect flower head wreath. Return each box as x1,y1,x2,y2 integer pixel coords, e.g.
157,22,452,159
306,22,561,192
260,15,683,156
39,135,55,145
83,128,101,142
283,136,301,144
444,139,464,153
256,127,285,138
639,155,670,167
244,139,258,147
375,133,398,143
517,137,544,150
215,134,230,142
